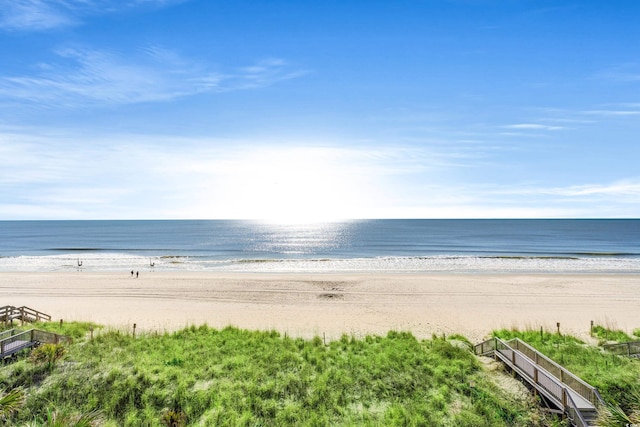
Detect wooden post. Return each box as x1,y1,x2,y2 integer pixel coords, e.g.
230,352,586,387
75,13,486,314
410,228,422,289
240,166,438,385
540,326,543,341
60,319,63,328
556,322,560,335
133,323,137,338
590,320,594,336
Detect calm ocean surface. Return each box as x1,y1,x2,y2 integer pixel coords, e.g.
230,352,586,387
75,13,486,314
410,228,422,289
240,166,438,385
0,219,638,273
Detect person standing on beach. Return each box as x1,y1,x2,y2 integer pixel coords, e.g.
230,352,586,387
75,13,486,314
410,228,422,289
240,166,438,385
136,271,139,278
131,270,134,277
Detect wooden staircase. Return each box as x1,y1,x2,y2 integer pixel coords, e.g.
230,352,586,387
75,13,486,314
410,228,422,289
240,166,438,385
0,306,64,360
475,337,604,427
0,305,52,325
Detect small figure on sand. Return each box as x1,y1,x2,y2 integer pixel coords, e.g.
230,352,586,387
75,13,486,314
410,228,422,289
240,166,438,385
131,270,134,277
136,271,139,278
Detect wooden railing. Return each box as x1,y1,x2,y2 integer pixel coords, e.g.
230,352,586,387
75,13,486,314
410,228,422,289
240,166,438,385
0,328,19,341
32,329,71,345
0,329,36,356
603,341,640,358
0,305,15,321
565,392,590,427
474,336,497,355
0,306,51,324
506,338,604,407
475,337,603,427
19,306,52,322
0,328,70,358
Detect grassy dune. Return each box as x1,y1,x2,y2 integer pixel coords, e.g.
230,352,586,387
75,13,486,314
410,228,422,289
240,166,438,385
1,322,638,426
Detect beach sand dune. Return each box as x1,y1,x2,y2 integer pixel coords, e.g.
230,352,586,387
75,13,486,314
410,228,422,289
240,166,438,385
2,272,639,343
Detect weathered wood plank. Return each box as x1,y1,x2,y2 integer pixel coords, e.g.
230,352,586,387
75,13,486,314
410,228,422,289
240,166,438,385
475,337,601,427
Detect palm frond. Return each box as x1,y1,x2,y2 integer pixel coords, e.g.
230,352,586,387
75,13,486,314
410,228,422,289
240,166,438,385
0,387,26,418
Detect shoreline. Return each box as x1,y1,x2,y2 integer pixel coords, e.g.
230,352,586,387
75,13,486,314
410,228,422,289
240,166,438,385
2,271,639,343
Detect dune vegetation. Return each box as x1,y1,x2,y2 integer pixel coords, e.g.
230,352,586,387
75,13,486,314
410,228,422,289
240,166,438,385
0,321,637,426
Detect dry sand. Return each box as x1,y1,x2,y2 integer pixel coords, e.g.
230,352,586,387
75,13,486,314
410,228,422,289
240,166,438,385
2,272,639,343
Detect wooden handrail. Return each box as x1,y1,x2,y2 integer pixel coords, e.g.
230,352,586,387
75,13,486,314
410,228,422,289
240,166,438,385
564,390,590,427
0,328,70,358
477,337,603,407
18,306,52,322
506,338,603,407
0,329,18,341
0,305,51,324
477,336,602,426
604,341,640,358
32,329,71,345
0,329,36,356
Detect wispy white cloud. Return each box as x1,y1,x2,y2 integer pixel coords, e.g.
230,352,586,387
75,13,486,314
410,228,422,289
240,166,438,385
0,47,306,107
226,59,309,90
427,180,640,218
0,0,186,31
491,180,640,200
542,181,640,198
502,123,565,131
0,0,73,31
596,63,640,83
584,109,640,117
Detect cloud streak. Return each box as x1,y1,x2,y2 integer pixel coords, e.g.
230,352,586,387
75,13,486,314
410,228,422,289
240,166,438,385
489,180,640,202
584,109,640,117
503,123,565,131
596,63,640,83
0,0,73,31
0,0,187,31
542,182,640,198
0,47,306,107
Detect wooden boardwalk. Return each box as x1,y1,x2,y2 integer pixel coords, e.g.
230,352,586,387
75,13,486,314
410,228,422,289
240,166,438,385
1,328,70,360
1,307,69,360
475,337,604,427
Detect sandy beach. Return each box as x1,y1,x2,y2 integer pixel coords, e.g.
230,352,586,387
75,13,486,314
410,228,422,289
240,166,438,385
2,272,639,343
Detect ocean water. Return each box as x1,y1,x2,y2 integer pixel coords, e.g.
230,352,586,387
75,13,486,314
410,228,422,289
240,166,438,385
0,219,638,273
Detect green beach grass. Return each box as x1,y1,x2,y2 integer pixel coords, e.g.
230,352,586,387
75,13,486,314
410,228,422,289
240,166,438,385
1,322,638,426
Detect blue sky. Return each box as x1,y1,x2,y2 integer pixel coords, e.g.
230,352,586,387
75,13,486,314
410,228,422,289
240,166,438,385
1,0,639,220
